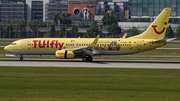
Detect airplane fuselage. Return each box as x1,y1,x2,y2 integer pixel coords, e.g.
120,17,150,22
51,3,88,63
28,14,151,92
5,38,165,56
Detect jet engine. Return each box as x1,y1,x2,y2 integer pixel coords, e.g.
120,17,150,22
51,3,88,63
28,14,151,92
56,50,75,59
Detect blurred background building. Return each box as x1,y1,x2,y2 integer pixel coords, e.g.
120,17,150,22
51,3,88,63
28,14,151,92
1,0,179,22
0,0,180,31
0,0,26,22
129,0,180,22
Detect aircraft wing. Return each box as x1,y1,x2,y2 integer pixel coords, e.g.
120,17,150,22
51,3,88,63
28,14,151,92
62,34,100,56
152,38,176,44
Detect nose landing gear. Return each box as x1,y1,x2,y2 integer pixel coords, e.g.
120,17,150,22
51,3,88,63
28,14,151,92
20,55,23,61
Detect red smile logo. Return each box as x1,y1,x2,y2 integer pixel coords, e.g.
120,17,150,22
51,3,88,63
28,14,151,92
152,22,167,34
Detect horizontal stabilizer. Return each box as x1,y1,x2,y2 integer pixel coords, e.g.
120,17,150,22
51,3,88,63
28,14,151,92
152,37,176,44
166,38,176,42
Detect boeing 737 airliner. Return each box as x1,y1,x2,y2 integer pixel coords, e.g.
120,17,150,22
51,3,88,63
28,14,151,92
4,8,175,62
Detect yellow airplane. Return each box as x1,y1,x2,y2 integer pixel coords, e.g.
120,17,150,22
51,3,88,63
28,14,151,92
4,8,175,62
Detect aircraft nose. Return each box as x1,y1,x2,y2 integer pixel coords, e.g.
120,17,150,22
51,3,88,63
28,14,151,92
4,45,10,51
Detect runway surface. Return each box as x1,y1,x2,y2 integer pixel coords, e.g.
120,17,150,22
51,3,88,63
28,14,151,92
0,58,180,68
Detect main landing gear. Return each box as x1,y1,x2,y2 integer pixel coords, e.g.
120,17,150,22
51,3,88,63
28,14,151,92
82,56,93,62
20,55,23,61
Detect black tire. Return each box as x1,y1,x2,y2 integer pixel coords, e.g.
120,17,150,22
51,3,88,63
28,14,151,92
82,57,87,62
20,57,23,61
87,56,93,62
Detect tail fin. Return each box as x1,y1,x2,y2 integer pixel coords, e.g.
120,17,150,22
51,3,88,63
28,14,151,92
129,7,172,40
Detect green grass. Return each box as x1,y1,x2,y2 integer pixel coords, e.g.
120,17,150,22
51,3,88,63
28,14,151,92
0,39,16,42
0,42,11,46
166,40,180,44
0,47,9,54
162,44,180,48
136,49,180,56
0,67,180,101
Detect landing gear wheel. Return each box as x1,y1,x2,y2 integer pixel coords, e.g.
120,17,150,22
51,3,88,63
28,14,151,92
87,56,93,62
82,57,87,62
82,56,93,62
20,56,23,61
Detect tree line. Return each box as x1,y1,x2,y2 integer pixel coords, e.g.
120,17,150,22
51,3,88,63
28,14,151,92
0,12,179,39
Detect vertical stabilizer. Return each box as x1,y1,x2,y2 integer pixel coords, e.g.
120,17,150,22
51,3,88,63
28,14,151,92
129,8,172,40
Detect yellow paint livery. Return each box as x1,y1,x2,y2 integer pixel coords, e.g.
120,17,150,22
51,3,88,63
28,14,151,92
4,8,174,62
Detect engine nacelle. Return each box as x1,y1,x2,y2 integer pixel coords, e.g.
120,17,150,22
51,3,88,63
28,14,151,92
56,50,75,59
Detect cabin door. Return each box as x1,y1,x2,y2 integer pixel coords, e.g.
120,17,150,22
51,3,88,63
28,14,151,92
137,41,141,50
22,40,26,50
21,40,27,54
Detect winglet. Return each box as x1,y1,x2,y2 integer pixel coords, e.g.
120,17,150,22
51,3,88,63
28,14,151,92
91,34,100,47
121,33,127,38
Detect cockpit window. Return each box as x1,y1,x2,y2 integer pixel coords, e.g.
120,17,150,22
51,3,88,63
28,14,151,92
11,42,16,45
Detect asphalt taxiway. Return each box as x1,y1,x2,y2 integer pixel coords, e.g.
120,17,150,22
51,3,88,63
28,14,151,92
0,58,179,69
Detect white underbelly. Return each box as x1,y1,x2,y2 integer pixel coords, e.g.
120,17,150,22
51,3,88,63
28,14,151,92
8,50,142,56
8,50,56,55
28,50,56,55
93,50,142,55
